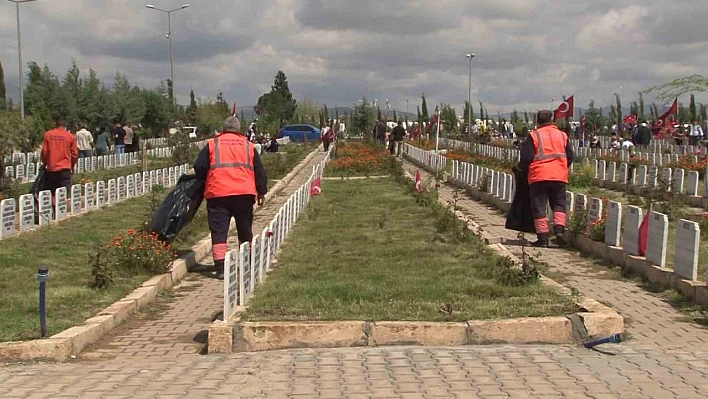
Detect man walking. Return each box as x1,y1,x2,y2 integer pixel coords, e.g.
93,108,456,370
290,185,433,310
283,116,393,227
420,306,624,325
375,120,386,146
518,110,573,247
193,117,268,280
391,120,406,157
690,120,703,146
95,129,111,156
76,126,94,158
123,124,134,153
112,123,126,155
41,118,78,197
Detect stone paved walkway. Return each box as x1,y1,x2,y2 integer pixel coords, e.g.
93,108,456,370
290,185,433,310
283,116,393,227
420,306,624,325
1,159,708,398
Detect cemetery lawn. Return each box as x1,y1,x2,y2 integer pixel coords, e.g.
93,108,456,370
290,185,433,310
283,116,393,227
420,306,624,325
244,178,578,322
0,144,317,342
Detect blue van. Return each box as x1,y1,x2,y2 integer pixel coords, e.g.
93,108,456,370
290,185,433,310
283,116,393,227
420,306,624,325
278,124,321,142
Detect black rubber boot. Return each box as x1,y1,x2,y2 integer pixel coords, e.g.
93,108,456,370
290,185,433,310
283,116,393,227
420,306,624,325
554,225,567,247
213,260,225,280
531,233,550,248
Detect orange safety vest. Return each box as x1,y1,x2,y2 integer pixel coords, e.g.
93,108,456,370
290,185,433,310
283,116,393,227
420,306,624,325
528,125,569,185
204,133,257,199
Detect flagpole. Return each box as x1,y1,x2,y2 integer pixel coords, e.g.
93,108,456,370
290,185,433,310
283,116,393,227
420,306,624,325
435,105,441,155
550,98,555,122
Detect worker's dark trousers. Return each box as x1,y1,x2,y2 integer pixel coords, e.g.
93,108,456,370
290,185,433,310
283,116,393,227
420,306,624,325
207,195,256,273
529,181,567,235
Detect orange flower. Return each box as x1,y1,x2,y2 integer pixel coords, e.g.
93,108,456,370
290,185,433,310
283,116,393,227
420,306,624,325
127,229,136,236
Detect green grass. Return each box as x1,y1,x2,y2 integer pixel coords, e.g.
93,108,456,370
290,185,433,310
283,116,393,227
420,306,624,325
244,178,577,322
0,143,317,342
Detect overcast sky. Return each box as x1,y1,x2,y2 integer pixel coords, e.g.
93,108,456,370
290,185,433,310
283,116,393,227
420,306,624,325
1,0,706,114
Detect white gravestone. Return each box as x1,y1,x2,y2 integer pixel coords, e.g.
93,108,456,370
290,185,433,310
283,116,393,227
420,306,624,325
162,168,169,186
647,166,658,188
97,181,106,207
168,168,175,187
15,165,25,182
55,187,68,221
566,191,575,214
598,160,606,180
593,159,599,178
109,155,115,168
97,156,104,169
251,236,261,292
77,158,84,174
674,220,700,281
135,173,142,197
646,211,669,268
1,199,16,239
92,156,97,171
619,163,628,184
263,225,272,275
687,171,699,196
71,184,82,215
609,162,617,182
589,197,603,224
672,169,685,194
108,179,117,205
126,175,135,199
223,250,239,319
505,175,513,202
27,163,36,182
117,177,126,201
638,165,648,186
574,194,588,214
605,201,622,247
19,194,34,232
150,171,157,190
84,183,95,210
155,170,162,188
38,190,52,226
5,166,13,179
239,242,252,306
661,168,672,191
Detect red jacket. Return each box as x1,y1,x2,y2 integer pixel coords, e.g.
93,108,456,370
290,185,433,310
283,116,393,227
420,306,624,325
41,128,78,172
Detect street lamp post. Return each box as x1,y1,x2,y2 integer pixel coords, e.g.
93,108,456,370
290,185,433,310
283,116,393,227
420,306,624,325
466,53,475,138
146,4,189,103
8,0,38,119
406,98,409,115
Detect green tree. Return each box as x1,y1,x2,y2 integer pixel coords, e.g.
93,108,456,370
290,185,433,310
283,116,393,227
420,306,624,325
584,100,605,133
440,103,458,137
141,89,172,135
615,94,622,126
0,58,5,111
352,97,375,140
293,96,319,125
377,107,382,121
255,71,297,127
392,109,397,122
478,101,484,121
167,79,174,102
511,109,520,123
638,92,645,119
644,75,708,102
609,105,617,127
701,104,708,122
421,94,429,123
186,89,198,125
690,94,697,121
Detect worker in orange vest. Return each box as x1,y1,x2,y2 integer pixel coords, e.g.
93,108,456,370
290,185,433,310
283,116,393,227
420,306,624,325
518,110,574,247
40,118,79,196
193,117,268,280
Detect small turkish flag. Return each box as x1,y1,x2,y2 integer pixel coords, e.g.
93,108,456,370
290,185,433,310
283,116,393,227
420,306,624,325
638,211,650,256
311,177,322,196
554,95,574,120
623,114,637,124
415,171,422,192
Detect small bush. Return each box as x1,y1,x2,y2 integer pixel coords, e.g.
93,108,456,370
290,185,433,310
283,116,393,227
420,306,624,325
568,210,588,235
569,165,594,189
587,219,606,242
493,256,540,287
89,247,114,289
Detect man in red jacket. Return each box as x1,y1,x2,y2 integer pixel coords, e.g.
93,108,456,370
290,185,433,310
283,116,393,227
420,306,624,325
41,118,78,196
518,111,574,247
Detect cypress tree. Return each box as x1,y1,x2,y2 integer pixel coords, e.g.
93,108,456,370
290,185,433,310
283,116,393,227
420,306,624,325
0,58,6,110
690,94,697,121
421,94,429,123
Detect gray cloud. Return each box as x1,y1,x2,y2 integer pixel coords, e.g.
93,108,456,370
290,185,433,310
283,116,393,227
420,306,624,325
1,0,707,114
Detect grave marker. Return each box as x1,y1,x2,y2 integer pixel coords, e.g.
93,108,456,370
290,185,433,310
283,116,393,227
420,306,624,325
38,190,52,226
251,236,261,291
162,168,169,186
135,173,142,196
566,191,575,214
239,242,252,305
619,163,628,184
85,183,95,210
55,187,68,221
609,162,617,182
687,171,699,196
589,197,603,223
97,181,106,207
598,160,606,180
15,165,25,182
605,201,622,247
108,179,117,205
1,199,16,239
646,211,669,268
71,185,82,215
674,220,699,281
661,168,672,191
672,168,685,194
223,250,239,319
117,177,126,201
574,193,588,213
19,194,34,232
647,166,658,188
126,175,135,199
27,163,36,182
638,165,648,186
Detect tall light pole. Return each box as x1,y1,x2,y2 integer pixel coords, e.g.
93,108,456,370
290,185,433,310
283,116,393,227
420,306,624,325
406,98,409,115
9,0,38,119
466,53,475,137
146,4,190,103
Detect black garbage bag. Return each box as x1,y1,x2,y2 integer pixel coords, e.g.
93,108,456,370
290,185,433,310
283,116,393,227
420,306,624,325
505,166,535,234
148,174,205,242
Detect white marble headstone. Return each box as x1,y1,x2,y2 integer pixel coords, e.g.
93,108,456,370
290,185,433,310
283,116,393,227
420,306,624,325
71,185,82,215
674,219,699,281
84,183,95,210
646,211,669,268
1,199,16,239
623,206,643,256
97,181,106,207
55,187,68,221
589,197,603,223
38,190,52,226
117,177,126,201
672,168,685,194
687,171,699,196
605,201,622,247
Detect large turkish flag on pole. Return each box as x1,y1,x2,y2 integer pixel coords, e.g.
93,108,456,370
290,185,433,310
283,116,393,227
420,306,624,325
654,98,678,129
554,95,574,120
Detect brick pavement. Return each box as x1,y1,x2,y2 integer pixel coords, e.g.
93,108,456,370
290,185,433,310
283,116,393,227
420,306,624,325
79,150,330,360
2,158,708,398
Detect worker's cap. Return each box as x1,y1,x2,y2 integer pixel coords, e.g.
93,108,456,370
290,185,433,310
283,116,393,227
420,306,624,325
223,117,241,132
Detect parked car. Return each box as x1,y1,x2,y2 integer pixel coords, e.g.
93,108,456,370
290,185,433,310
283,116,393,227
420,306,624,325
278,124,321,142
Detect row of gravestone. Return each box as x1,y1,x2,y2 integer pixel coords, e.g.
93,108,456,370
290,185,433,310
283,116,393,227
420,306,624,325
447,158,516,204
403,145,447,173
3,138,171,165
0,163,190,240
583,159,703,196
485,136,692,156
4,148,174,183
408,141,704,285
223,147,333,321
567,191,702,282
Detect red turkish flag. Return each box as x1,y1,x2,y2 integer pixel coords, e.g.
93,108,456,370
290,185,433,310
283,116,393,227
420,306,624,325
654,98,678,130
426,114,439,135
638,212,650,256
554,96,574,120
623,114,638,124
415,171,422,192
311,177,322,196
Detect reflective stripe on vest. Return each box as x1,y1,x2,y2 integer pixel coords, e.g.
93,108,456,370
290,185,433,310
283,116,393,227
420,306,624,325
211,137,253,171
533,129,567,161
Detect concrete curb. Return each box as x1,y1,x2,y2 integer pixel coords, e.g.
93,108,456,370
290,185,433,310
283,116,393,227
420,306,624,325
0,146,323,363
207,157,623,353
